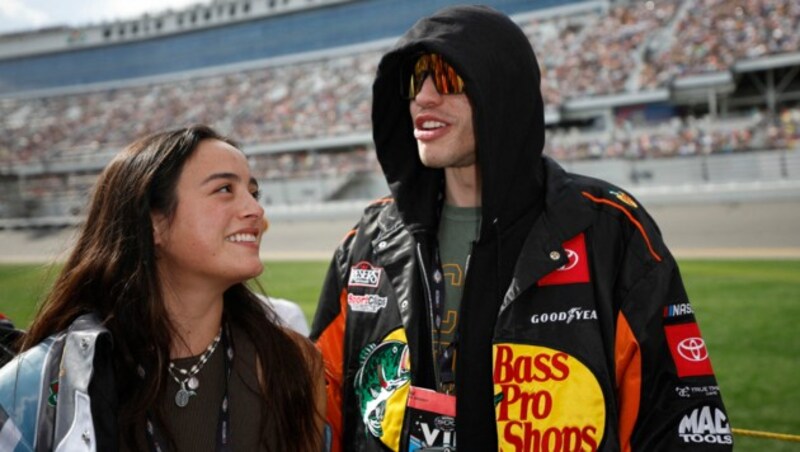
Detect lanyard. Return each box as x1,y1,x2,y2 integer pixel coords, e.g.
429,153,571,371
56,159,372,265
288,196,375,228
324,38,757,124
430,248,457,390
145,323,233,452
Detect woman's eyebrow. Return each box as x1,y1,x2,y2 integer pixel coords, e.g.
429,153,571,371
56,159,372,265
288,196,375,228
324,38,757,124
201,173,259,190
201,172,240,185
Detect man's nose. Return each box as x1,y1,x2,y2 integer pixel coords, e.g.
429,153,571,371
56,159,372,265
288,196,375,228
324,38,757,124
413,76,442,106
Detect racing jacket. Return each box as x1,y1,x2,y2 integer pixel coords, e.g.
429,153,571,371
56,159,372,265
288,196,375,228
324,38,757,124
311,5,731,451
312,158,732,452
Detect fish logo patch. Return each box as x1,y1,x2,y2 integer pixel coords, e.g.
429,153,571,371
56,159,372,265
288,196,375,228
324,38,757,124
353,329,411,450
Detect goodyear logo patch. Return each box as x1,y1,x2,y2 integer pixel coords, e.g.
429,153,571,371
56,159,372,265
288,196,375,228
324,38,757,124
493,344,605,451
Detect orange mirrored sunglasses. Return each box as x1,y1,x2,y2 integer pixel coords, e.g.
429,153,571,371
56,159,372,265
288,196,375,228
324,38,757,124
402,53,465,100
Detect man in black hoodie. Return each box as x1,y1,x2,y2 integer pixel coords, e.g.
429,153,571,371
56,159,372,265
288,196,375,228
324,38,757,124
312,6,731,451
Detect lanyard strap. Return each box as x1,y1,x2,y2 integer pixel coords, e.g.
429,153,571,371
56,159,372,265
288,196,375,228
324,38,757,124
430,249,457,389
145,323,234,452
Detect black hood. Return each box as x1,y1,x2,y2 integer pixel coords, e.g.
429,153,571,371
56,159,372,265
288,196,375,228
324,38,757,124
372,5,546,237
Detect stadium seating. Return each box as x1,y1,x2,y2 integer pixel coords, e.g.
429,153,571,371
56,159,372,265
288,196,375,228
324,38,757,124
0,0,799,223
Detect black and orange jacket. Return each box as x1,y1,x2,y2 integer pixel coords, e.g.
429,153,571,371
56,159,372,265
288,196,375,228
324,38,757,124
311,6,731,451
311,158,732,451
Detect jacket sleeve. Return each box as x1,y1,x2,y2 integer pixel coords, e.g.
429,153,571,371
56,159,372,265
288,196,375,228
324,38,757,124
615,254,733,451
310,230,355,452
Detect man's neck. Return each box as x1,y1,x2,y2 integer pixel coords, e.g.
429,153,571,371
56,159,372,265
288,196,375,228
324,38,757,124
444,164,481,207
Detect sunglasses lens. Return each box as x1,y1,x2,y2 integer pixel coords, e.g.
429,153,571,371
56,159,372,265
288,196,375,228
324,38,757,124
403,54,464,99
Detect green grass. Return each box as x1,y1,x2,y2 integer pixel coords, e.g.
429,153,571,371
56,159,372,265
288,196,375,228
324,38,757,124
1,260,799,450
0,261,330,328
257,260,329,321
0,262,61,325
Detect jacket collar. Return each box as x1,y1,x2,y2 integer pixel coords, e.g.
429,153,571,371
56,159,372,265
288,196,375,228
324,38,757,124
502,157,597,310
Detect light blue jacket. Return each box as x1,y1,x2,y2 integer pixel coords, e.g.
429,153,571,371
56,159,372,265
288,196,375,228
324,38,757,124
0,314,114,452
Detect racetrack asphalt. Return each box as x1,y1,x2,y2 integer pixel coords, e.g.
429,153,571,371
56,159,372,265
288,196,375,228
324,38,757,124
1,199,798,263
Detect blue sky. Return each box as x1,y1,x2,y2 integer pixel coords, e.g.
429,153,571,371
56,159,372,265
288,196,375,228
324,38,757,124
0,0,201,34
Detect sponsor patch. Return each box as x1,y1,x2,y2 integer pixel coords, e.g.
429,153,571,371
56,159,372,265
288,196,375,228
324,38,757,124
538,233,590,286
347,293,388,313
531,307,597,325
664,302,694,318
493,344,605,451
678,405,733,445
610,190,638,208
354,329,411,451
665,323,714,377
675,385,720,399
348,261,383,288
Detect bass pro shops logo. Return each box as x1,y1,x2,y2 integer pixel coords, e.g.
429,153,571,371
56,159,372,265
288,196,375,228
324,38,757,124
678,405,733,445
493,344,605,452
354,331,411,450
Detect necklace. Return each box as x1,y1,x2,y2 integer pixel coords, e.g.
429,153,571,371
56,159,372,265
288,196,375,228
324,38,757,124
146,322,235,451
167,326,223,408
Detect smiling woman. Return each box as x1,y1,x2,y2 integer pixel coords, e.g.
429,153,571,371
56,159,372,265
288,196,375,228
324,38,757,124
0,125,325,451
151,138,266,296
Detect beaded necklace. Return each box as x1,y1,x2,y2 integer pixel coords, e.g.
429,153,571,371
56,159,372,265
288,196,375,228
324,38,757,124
145,322,234,452
167,326,222,408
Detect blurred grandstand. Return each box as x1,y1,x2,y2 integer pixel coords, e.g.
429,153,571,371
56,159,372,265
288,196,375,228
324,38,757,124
1,0,799,229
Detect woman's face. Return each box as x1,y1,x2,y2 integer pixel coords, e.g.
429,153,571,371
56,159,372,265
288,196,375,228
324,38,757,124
152,138,265,291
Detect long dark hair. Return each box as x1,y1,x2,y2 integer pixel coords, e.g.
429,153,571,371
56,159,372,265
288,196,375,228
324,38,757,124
22,125,322,451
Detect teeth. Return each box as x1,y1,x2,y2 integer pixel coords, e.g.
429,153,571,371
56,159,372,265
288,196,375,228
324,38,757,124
226,233,257,243
421,120,446,130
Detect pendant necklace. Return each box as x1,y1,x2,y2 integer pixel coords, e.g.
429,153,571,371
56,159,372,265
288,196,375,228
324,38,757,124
145,322,235,451
168,326,223,408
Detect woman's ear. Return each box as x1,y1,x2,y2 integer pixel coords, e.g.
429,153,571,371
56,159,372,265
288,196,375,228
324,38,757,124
151,212,168,246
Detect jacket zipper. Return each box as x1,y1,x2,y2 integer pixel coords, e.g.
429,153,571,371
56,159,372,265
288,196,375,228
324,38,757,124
415,242,442,391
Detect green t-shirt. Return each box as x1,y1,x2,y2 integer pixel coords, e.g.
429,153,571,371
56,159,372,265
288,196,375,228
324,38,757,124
435,204,480,368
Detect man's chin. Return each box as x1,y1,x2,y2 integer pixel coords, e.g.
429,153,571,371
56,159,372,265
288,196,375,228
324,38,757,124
418,149,446,168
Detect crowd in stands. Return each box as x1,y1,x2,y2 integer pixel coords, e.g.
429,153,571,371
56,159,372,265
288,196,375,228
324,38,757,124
547,107,800,160
249,146,378,181
0,50,381,169
1,0,799,177
641,0,800,88
522,0,681,101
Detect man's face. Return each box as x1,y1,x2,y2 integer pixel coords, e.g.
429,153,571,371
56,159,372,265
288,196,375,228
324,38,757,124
409,76,476,169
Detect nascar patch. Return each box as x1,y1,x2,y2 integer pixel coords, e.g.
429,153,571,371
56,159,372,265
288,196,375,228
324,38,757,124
664,302,694,319
349,261,382,288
